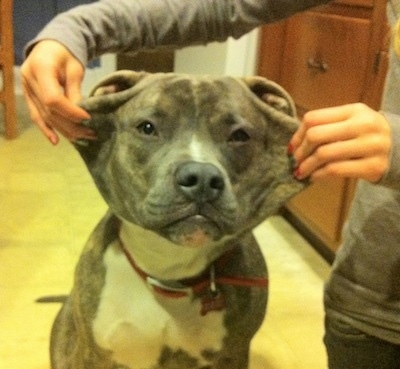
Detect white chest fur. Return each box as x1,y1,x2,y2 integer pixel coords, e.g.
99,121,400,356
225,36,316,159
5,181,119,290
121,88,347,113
93,230,227,369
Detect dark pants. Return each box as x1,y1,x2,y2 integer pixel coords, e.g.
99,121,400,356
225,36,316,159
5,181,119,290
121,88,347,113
324,316,400,369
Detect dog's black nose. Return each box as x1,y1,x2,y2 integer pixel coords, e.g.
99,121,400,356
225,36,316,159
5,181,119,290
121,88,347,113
175,161,225,202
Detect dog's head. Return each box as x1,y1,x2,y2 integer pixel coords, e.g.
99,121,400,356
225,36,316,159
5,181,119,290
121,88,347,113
76,71,306,246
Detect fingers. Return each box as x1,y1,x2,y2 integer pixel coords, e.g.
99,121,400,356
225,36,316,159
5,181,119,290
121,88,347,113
289,104,357,158
309,158,388,182
289,103,391,183
22,84,59,144
21,40,95,144
295,135,389,182
64,59,85,104
23,72,95,144
293,121,356,165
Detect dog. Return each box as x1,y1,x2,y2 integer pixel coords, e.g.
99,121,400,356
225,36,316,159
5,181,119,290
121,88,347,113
50,71,306,369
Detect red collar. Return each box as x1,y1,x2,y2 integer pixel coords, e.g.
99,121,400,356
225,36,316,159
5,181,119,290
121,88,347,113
119,239,268,315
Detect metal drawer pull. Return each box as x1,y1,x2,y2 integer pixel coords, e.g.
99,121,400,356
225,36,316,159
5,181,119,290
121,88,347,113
307,58,329,72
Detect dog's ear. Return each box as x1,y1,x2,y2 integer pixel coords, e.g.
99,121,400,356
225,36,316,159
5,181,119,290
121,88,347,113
79,70,148,114
74,71,148,165
90,70,149,97
240,76,308,221
241,76,299,148
242,76,296,117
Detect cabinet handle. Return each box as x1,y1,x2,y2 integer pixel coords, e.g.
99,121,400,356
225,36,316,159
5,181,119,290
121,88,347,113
307,58,328,73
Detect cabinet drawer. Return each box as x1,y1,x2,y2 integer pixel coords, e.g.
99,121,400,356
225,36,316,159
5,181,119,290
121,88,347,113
280,12,372,111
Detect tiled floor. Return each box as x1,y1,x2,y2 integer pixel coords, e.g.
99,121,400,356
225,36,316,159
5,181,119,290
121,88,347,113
0,105,330,369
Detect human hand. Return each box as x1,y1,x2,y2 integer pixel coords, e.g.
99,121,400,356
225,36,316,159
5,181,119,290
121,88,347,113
21,40,96,144
288,103,391,182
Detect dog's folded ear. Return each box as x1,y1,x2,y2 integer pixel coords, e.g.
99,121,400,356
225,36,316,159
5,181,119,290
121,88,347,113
241,76,299,157
74,71,149,161
78,70,149,139
242,76,296,117
239,76,308,221
81,70,148,111
242,76,300,154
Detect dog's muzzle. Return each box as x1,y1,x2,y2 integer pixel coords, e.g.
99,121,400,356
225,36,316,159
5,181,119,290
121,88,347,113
159,161,228,247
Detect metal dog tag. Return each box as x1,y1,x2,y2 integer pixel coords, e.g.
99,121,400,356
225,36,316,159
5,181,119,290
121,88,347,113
200,265,226,316
200,290,226,316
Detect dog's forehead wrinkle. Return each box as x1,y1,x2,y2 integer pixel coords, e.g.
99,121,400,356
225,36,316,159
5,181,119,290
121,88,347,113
184,77,231,120
161,77,196,100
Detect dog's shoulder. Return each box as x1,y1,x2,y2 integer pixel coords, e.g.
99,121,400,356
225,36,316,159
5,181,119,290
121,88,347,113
82,210,120,254
74,211,120,299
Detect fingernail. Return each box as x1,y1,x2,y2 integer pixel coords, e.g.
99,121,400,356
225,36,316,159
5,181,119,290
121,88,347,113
294,168,302,179
287,142,294,155
50,136,59,146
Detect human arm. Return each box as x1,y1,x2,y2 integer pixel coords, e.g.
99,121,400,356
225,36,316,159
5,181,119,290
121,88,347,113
25,0,331,67
22,0,330,144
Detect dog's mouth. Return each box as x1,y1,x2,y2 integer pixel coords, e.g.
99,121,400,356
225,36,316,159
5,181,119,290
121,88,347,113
161,214,224,247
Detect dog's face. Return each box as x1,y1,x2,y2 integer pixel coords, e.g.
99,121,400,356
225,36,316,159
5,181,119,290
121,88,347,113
76,72,305,246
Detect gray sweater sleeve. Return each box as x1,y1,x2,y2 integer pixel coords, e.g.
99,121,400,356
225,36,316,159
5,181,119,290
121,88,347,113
376,2,400,190
25,0,330,66
379,111,400,190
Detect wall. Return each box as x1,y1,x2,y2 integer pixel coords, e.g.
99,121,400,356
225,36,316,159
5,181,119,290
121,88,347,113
174,29,260,76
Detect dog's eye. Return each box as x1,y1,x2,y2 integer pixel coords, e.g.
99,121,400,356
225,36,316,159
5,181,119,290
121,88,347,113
228,128,250,143
137,121,157,136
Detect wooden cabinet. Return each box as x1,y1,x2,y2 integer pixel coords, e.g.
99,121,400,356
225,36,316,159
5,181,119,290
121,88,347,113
281,12,371,111
257,0,389,257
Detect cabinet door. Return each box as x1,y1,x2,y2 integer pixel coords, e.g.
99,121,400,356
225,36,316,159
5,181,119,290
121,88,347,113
280,12,372,113
279,11,372,251
257,2,387,255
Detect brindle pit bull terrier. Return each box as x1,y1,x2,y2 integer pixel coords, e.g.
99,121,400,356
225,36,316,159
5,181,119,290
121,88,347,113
50,71,306,369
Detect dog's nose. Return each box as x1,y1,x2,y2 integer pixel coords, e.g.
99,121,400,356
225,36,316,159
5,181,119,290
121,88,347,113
175,161,225,202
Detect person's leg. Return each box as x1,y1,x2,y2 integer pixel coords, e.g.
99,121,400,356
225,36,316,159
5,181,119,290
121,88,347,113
324,318,400,369
324,316,400,369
